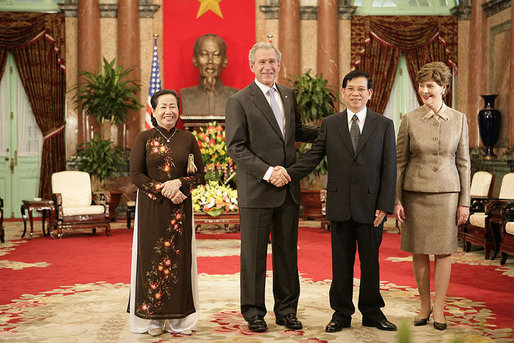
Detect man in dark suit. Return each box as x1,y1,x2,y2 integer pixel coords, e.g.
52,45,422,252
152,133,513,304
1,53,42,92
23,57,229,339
225,42,318,332
283,70,397,332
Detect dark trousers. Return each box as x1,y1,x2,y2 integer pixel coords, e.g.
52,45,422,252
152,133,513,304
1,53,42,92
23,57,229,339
239,192,300,321
330,219,385,322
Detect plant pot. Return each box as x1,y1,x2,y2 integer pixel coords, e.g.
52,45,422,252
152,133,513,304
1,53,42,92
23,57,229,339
300,189,324,220
478,94,501,159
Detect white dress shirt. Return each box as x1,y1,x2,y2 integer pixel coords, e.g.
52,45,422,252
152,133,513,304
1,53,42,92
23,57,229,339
254,78,286,181
346,107,367,134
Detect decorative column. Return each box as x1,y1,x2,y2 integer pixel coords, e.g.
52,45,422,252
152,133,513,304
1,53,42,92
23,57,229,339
467,0,487,148
77,0,101,143
118,0,141,148
317,0,339,89
278,0,300,86
510,3,514,149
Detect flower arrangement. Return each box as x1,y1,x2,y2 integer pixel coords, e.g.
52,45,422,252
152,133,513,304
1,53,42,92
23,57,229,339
192,122,236,184
192,180,238,217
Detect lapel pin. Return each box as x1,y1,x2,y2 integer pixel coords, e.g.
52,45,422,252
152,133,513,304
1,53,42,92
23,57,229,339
285,95,288,99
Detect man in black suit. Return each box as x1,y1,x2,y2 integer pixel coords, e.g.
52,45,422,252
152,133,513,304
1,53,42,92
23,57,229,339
225,42,318,332
282,70,397,332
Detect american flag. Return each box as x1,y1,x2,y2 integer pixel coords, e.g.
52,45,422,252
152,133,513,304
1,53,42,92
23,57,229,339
145,36,162,130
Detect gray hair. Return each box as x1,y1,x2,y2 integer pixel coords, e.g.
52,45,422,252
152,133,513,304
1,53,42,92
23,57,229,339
248,42,282,64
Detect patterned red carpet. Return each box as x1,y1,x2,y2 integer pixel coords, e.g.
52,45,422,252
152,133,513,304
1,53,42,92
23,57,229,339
0,221,513,342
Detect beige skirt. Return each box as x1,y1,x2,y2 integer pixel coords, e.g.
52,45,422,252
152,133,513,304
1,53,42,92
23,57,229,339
400,191,459,255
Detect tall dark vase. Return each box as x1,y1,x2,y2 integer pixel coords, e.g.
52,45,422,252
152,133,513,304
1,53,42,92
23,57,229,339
478,94,502,159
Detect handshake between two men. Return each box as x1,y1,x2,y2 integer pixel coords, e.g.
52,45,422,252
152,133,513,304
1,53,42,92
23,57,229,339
268,166,291,187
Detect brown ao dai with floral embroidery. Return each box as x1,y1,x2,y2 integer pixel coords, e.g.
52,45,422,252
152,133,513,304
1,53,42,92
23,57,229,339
130,126,205,319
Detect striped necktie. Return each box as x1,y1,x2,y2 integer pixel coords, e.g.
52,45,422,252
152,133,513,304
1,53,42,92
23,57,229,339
268,88,284,137
350,114,360,153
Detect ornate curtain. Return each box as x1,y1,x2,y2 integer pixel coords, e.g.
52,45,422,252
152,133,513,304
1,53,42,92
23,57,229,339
0,12,66,198
351,16,458,113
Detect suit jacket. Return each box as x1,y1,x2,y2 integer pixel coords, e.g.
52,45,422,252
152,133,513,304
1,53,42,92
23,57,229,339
287,109,397,224
225,81,318,208
395,104,471,206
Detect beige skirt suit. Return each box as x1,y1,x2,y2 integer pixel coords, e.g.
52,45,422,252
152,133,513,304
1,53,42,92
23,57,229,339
395,104,470,254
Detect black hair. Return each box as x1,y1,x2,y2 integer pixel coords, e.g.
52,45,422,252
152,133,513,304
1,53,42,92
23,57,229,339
342,70,372,90
150,89,180,127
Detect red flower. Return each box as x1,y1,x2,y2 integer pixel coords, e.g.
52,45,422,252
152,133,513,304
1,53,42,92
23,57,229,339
176,213,183,220
150,284,157,290
163,269,170,275
164,241,171,247
165,259,171,266
152,147,159,153
152,140,160,147
155,292,161,299
158,265,164,271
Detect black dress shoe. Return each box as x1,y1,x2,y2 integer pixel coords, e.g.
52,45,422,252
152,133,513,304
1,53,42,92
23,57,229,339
276,313,303,330
362,318,397,331
248,315,267,332
325,319,351,332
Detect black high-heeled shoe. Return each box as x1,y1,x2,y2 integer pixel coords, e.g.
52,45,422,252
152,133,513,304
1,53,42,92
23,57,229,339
433,314,447,330
413,309,432,326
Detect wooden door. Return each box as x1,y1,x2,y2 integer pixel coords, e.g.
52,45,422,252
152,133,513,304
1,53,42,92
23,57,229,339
0,54,43,218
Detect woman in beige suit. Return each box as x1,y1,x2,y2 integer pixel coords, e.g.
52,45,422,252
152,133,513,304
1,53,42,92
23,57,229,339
394,62,470,330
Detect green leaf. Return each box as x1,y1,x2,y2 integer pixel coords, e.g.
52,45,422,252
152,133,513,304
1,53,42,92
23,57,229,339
70,57,144,135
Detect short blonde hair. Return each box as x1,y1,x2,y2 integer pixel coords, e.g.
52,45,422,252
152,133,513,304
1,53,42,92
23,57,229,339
415,62,452,87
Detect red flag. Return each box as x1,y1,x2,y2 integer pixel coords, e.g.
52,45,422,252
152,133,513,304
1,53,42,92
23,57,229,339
163,0,256,94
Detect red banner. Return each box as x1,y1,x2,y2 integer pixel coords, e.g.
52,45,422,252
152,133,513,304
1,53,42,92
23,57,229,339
163,0,256,94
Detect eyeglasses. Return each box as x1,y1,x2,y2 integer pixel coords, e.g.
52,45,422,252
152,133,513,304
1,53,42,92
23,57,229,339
344,87,368,94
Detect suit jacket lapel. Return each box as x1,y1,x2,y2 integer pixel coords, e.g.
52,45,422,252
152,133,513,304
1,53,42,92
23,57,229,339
337,110,355,156
277,84,294,143
355,109,378,156
250,82,285,141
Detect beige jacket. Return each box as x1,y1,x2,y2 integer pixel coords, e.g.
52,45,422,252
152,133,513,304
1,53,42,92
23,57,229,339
395,104,471,206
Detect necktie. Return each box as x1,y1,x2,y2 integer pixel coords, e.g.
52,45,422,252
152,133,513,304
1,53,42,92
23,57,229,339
350,114,360,153
268,88,285,137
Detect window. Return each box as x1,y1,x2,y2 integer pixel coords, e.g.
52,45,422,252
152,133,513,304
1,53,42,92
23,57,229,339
352,0,457,15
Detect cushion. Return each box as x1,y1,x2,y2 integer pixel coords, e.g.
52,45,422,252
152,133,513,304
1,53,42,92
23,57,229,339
469,213,486,228
470,171,493,197
63,205,106,216
52,171,92,207
499,173,514,200
505,222,514,235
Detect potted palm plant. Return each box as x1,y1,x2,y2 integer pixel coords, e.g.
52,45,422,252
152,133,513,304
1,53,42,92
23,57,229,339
71,58,143,219
72,57,143,140
293,70,339,220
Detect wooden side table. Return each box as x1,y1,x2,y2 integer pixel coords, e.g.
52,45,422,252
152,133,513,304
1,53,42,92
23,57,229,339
21,199,55,240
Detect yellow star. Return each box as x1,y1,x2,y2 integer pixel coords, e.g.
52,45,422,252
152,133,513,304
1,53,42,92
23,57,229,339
196,0,224,19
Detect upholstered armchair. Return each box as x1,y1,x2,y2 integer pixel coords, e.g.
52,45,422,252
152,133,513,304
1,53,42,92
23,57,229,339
458,171,495,243
0,197,4,243
500,204,514,265
51,171,111,239
463,173,514,260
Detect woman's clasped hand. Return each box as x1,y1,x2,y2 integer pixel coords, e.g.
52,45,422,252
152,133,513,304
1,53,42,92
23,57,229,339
158,179,187,204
